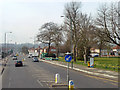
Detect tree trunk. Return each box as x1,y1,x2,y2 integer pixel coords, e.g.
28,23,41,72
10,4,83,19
84,47,87,64
99,48,102,57
56,44,59,58
48,42,51,54
73,44,76,62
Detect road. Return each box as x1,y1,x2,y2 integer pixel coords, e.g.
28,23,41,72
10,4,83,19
2,54,118,89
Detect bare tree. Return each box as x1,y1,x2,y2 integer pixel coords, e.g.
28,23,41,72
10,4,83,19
78,13,96,63
37,22,64,56
95,3,120,46
52,25,64,57
37,22,57,54
64,2,81,62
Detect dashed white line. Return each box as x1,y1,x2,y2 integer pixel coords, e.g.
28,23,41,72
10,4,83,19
8,77,11,88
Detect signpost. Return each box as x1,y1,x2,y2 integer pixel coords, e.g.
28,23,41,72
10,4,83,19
65,54,72,85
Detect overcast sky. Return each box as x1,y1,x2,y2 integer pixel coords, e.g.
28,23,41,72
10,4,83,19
0,0,118,44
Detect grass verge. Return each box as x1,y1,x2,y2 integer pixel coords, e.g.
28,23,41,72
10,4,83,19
58,57,120,72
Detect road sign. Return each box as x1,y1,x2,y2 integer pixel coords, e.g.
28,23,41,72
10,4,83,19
65,55,72,62
69,80,74,90
70,81,74,85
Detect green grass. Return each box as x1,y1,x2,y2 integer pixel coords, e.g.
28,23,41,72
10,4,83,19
58,57,120,72
94,57,120,72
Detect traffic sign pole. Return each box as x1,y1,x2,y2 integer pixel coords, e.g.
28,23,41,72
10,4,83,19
65,54,72,85
67,62,69,85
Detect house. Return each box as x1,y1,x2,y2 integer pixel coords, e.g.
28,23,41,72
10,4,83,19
39,46,57,55
90,48,113,57
28,48,34,55
90,48,100,54
101,49,112,56
112,45,120,56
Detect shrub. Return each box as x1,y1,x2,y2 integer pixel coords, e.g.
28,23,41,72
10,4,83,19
77,57,84,61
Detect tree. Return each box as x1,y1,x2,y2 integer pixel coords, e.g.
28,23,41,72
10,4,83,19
95,3,120,46
64,2,81,62
78,13,96,63
37,22,56,54
37,22,64,56
94,27,110,57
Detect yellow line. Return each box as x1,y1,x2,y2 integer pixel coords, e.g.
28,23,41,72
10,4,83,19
111,82,118,86
85,75,118,83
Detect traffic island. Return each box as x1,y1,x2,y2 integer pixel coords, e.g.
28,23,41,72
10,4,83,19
50,83,68,88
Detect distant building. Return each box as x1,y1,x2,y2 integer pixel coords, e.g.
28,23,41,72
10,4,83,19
90,48,100,54
112,45,120,56
42,46,57,55
29,46,57,56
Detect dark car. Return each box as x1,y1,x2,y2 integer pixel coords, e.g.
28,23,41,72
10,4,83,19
32,57,39,62
15,60,23,67
13,56,17,60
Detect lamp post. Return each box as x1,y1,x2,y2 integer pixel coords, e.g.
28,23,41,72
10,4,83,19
4,32,12,56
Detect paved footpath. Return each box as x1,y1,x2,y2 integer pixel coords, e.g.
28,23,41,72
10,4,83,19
0,58,9,90
39,59,118,81
0,60,2,90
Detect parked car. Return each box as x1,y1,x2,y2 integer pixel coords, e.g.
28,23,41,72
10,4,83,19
32,57,39,62
90,53,99,57
13,56,17,60
15,60,23,67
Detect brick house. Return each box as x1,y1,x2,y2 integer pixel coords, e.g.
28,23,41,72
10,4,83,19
41,46,57,55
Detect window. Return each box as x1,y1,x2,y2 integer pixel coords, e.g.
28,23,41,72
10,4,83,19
51,49,56,51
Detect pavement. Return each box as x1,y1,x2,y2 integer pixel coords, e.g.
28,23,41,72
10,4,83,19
0,57,9,90
0,58,8,75
39,59,118,80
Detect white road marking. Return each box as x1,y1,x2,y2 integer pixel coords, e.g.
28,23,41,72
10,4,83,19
37,80,43,87
41,81,54,83
8,77,11,88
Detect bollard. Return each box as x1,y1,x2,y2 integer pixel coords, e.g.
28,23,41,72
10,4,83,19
22,59,24,61
69,80,74,90
88,61,90,67
55,73,60,84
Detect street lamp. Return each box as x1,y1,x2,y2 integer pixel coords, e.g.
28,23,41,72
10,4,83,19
4,32,12,57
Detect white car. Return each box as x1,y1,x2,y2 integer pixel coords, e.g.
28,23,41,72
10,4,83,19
13,56,17,60
28,54,32,58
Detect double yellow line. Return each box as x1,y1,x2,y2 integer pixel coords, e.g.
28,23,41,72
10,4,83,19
85,74,118,86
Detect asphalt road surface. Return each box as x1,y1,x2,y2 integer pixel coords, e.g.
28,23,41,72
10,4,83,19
2,54,118,89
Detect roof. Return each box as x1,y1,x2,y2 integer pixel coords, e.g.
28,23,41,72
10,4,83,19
113,45,120,49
